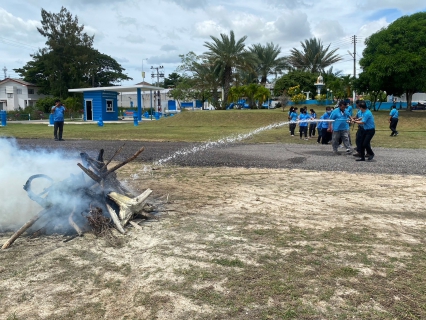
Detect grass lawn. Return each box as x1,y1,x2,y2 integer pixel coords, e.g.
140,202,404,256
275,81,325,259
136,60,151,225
1,108,425,148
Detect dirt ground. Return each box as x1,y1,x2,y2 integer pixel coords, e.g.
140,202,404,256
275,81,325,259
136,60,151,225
1,163,425,319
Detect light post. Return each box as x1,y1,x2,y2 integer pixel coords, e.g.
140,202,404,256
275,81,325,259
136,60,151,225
141,58,148,83
151,65,164,87
330,90,333,104
327,88,330,105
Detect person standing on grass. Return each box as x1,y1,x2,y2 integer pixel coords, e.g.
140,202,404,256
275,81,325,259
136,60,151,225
298,108,309,140
288,107,298,136
329,100,351,154
353,101,375,161
319,107,332,144
51,99,65,141
308,109,317,138
389,105,399,136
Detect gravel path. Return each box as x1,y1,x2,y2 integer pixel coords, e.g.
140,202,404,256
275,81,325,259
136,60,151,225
12,138,426,175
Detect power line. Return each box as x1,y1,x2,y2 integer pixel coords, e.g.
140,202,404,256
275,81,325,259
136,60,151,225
0,36,39,50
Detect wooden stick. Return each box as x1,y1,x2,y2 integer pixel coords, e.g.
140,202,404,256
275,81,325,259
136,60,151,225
2,209,48,249
106,204,126,234
68,207,83,236
103,144,126,168
77,163,101,183
129,221,143,230
102,147,145,178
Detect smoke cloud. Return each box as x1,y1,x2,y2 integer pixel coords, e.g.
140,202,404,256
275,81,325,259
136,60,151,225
0,139,82,232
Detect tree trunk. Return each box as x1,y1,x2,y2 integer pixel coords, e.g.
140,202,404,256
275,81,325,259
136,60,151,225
406,90,413,111
222,67,232,109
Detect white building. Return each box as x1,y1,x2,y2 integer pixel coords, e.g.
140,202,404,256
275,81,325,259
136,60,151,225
0,78,47,111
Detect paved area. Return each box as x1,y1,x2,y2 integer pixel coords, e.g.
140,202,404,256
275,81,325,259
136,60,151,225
12,138,426,175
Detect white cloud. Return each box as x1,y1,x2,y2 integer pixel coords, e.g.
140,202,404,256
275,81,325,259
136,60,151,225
162,0,208,10
160,44,178,51
312,20,345,43
1,0,426,85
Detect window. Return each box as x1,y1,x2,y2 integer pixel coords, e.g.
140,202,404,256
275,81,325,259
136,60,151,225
17,89,22,94
7,93,13,98
28,89,34,94
106,100,113,112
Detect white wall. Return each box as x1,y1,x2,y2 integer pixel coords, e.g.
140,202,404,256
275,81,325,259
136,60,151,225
0,80,46,111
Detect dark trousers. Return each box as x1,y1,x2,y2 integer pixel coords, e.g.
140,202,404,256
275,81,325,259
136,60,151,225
359,128,375,159
321,128,331,144
309,123,316,137
390,118,398,135
54,121,64,140
355,126,363,152
290,123,296,135
299,126,307,138
317,127,322,143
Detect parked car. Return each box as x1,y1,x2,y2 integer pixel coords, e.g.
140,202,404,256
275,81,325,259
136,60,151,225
412,101,426,110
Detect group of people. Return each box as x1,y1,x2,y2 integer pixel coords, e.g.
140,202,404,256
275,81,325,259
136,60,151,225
288,99,400,162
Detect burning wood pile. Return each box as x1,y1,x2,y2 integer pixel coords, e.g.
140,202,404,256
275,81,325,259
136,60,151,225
2,145,153,249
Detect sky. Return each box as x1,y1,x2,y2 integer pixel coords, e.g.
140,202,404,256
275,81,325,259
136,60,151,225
1,0,425,87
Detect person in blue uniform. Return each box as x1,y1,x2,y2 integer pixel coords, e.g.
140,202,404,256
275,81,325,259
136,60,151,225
353,101,375,161
308,109,317,138
51,99,66,141
288,107,298,136
329,100,351,154
352,100,364,157
319,107,332,144
389,105,399,136
298,108,310,140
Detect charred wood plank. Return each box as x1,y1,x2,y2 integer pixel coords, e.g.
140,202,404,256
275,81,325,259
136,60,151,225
2,209,50,249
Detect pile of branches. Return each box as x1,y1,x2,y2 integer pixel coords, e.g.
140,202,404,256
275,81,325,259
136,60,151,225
2,145,152,249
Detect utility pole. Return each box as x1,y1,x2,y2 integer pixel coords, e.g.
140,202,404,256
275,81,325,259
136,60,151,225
151,65,164,87
351,35,357,79
2,66,7,80
348,35,357,102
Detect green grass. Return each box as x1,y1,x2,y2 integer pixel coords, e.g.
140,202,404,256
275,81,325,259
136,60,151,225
1,108,425,148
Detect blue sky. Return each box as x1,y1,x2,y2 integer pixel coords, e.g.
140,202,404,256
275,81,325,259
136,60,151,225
1,0,425,86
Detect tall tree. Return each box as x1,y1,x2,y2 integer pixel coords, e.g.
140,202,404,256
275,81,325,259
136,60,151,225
175,52,222,108
14,7,131,98
359,12,426,110
273,70,317,97
250,42,288,85
203,30,257,109
288,38,342,74
164,72,182,88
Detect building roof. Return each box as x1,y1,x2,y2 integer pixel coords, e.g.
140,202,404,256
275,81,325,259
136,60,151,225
134,81,153,86
68,84,164,93
0,78,37,86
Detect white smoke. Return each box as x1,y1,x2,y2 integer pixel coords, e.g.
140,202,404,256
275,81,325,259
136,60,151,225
0,139,82,231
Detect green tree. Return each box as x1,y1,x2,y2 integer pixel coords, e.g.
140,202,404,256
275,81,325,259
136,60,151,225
203,30,257,109
163,72,182,88
359,12,426,110
288,38,342,74
250,42,288,85
273,71,317,97
176,52,222,108
14,7,131,98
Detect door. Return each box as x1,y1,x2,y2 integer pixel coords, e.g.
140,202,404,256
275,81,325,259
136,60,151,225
86,100,93,121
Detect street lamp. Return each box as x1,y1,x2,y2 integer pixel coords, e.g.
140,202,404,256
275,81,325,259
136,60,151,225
327,88,330,105
330,90,333,103
141,58,148,83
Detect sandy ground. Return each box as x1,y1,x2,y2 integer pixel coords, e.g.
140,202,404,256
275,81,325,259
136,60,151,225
1,162,425,319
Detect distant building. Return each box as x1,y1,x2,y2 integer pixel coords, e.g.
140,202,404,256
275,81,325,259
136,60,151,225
0,78,47,111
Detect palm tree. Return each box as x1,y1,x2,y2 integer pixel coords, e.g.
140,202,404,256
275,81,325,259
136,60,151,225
288,38,342,74
250,42,288,85
204,30,256,108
